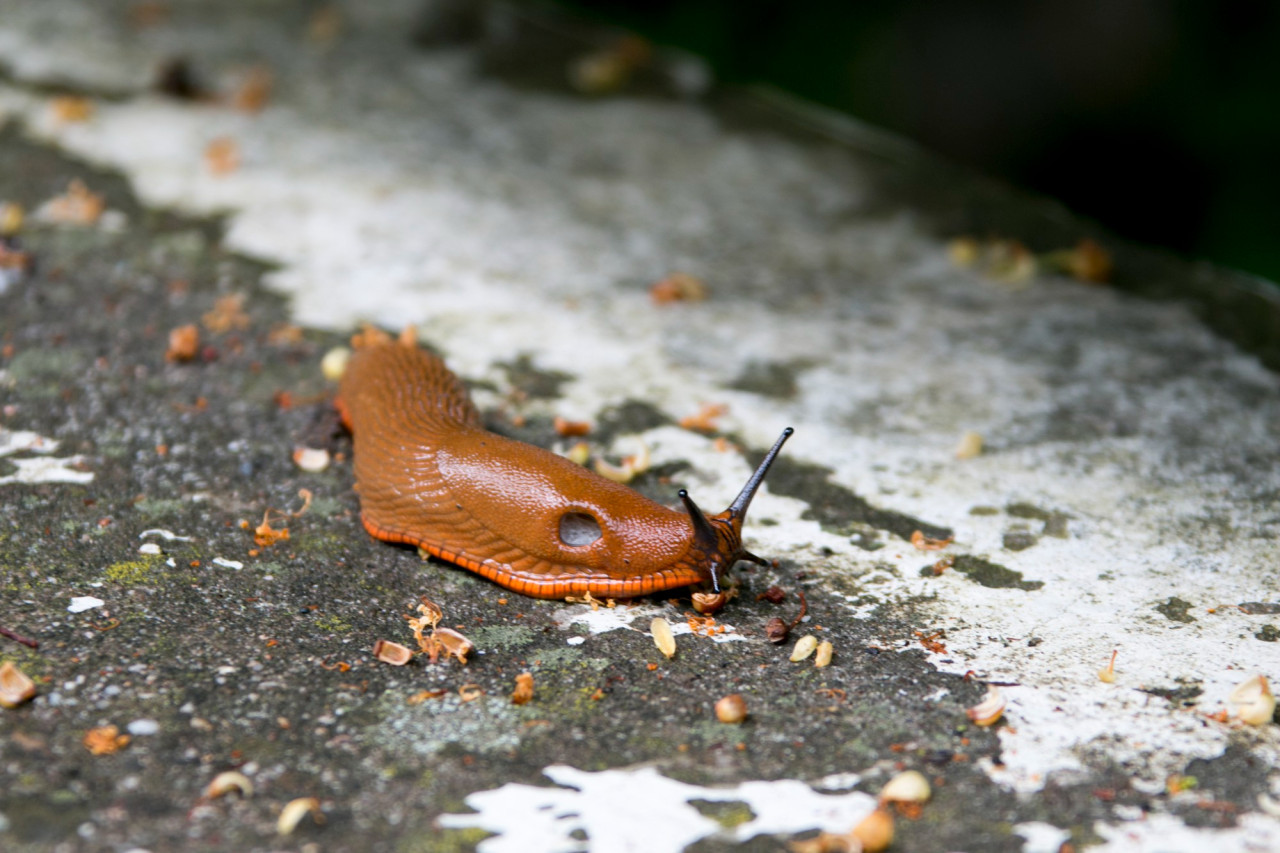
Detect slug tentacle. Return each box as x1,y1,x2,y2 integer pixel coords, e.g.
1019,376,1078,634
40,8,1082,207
337,336,793,603
677,426,794,592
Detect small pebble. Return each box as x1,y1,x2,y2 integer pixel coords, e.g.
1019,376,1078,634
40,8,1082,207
127,719,160,736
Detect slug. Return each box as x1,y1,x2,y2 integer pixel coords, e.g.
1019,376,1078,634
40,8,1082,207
336,334,792,600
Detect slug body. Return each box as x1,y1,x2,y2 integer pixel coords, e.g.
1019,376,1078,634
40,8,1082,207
336,338,791,600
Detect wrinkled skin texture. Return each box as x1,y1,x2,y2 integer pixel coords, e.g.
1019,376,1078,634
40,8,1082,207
336,339,788,599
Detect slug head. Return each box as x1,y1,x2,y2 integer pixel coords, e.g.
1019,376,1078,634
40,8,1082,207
679,427,793,592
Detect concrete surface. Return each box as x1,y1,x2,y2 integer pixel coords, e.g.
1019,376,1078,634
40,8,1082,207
1,1,1278,851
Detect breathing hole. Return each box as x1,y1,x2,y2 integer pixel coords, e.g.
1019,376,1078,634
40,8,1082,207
559,512,603,547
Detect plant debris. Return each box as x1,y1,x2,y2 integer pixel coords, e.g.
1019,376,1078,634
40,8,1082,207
649,271,707,304
277,797,323,835
765,590,807,643
36,178,104,226
814,640,833,668
0,661,37,708
202,293,251,333
966,686,1006,727
83,725,130,755
165,323,201,362
373,639,414,666
715,693,748,724
790,635,818,662
0,625,38,649
1230,675,1275,726
206,770,254,799
511,672,534,705
405,597,474,664
910,530,954,551
650,617,677,658
678,403,728,433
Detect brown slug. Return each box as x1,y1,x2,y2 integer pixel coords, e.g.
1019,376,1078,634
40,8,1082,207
335,334,792,600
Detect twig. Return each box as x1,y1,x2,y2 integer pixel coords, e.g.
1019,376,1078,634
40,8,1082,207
0,625,39,648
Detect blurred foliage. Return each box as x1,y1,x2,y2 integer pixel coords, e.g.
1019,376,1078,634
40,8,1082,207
557,0,1280,283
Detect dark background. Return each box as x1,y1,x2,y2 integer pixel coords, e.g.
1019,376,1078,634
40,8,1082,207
555,0,1280,285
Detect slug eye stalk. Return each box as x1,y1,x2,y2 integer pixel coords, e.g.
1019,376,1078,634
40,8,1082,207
679,427,794,591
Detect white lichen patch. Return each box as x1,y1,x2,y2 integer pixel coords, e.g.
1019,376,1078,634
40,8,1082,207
371,691,522,758
438,764,877,853
0,454,93,486
0,428,91,485
1092,811,1280,853
552,603,747,644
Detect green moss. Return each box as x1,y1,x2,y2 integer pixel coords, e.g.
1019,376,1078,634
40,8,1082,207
133,498,186,517
689,799,755,829
526,647,609,671
103,555,165,585
314,614,353,633
469,625,536,651
401,827,494,853
308,496,345,517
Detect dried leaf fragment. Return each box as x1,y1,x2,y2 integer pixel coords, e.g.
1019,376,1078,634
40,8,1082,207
790,635,818,662
650,271,707,304
83,724,130,755
0,202,23,235
758,586,786,604
0,661,36,708
568,36,652,95
554,416,591,437
407,690,445,705
679,403,728,433
206,770,254,799
277,797,324,835
254,514,290,547
292,446,330,473
1098,649,1118,684
50,96,94,122
511,671,534,705
852,807,895,852
592,441,651,484
947,236,980,268
691,591,728,615
565,441,591,466
910,530,954,551
966,686,1006,727
202,293,250,333
165,324,200,362
650,617,677,659
1042,238,1112,283
373,639,414,666
766,590,807,643
232,65,274,113
715,693,748,724
205,137,240,175
430,627,474,665
955,430,983,460
787,832,857,853
38,179,104,226
1230,675,1275,726
416,597,444,629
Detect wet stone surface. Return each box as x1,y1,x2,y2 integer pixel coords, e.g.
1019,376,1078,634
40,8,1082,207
1,135,1020,853
1,1,1279,851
